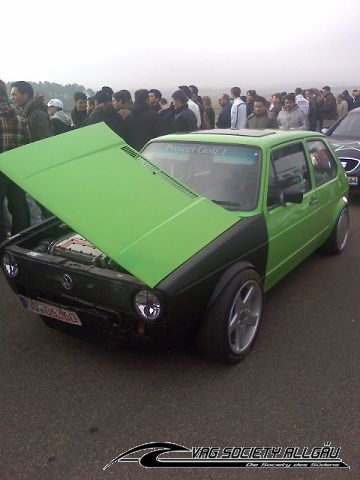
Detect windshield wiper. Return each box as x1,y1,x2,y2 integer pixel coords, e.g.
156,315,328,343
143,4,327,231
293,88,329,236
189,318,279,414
211,200,242,207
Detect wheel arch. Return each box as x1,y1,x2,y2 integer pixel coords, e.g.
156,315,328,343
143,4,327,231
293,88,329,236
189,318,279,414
206,260,262,315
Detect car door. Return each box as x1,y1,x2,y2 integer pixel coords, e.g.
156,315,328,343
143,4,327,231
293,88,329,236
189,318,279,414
264,141,322,291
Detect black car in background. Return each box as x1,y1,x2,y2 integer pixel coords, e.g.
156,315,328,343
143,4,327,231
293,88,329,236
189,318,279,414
326,107,360,189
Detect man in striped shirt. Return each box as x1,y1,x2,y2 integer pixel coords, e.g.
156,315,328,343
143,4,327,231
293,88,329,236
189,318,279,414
0,79,30,242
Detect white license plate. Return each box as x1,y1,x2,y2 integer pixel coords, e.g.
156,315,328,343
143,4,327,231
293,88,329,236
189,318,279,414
19,296,82,325
348,176,358,185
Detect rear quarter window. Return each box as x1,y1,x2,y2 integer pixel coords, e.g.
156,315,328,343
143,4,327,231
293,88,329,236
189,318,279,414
307,140,337,186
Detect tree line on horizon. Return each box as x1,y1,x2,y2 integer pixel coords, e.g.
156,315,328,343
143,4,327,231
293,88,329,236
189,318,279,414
5,81,95,112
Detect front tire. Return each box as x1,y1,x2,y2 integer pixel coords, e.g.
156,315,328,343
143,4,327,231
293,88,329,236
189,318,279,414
198,269,263,363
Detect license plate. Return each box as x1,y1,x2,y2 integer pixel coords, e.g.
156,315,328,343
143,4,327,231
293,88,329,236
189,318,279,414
348,176,358,185
19,296,82,326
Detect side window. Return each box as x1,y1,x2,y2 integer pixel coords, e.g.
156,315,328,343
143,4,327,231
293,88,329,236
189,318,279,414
267,143,311,207
307,140,337,187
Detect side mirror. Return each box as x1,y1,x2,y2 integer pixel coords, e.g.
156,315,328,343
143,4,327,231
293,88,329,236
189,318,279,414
282,190,304,204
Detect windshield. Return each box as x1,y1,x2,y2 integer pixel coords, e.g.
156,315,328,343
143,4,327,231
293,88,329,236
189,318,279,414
142,141,262,211
329,111,360,139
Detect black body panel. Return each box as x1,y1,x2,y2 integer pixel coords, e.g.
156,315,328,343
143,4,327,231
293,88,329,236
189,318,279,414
155,214,268,338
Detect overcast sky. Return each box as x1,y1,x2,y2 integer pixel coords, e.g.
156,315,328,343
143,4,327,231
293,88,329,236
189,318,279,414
2,0,359,93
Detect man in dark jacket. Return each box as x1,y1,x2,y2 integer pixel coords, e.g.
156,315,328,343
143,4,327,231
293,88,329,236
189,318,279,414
342,90,354,111
112,90,132,119
216,94,232,128
11,81,52,141
83,90,126,139
158,103,176,134
246,90,257,116
148,89,162,112
124,89,163,151
171,90,197,133
71,92,88,128
0,79,30,241
268,93,283,120
245,98,277,129
319,86,338,128
10,80,53,222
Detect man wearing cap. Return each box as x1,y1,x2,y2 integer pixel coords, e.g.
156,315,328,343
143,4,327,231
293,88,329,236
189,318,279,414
47,99,72,135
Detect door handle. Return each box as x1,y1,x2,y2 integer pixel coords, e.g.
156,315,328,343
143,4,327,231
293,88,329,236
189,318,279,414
309,196,319,206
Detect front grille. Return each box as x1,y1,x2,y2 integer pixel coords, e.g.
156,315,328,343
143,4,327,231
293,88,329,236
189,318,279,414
338,157,360,172
13,256,142,314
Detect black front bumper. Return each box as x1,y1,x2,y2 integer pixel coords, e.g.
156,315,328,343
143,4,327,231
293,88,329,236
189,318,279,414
3,246,170,348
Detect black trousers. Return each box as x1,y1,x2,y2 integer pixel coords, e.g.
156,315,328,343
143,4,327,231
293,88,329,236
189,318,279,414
0,173,30,242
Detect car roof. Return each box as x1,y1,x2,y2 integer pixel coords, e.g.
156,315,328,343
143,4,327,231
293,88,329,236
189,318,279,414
147,129,327,149
348,107,360,114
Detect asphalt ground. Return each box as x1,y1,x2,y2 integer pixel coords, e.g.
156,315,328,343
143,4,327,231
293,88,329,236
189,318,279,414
0,196,359,480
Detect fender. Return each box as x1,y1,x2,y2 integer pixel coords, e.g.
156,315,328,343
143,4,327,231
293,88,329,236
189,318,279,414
206,260,260,314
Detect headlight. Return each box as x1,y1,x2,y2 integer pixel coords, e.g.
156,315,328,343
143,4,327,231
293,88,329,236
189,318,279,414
134,290,161,320
2,252,18,278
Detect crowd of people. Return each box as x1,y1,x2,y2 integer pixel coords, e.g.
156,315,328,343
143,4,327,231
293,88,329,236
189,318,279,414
1,78,360,242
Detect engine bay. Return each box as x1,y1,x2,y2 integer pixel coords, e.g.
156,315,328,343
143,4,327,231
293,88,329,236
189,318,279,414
32,229,122,272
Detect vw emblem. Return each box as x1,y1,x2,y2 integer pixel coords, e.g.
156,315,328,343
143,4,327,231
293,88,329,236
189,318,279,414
62,274,73,290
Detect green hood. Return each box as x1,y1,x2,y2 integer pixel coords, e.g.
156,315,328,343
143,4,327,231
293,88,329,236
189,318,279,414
0,123,239,287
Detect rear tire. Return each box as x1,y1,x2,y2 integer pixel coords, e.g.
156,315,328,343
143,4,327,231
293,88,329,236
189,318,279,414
198,269,263,363
322,207,349,254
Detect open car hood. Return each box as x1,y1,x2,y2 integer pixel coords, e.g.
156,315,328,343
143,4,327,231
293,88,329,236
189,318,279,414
0,123,239,287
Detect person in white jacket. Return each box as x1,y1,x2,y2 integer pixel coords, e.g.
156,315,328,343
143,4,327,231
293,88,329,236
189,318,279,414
230,87,247,129
295,88,309,117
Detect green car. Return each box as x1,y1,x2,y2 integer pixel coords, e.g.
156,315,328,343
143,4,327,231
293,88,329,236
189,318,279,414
0,124,349,363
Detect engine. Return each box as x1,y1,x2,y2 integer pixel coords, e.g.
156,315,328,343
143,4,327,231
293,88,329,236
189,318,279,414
34,233,122,271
